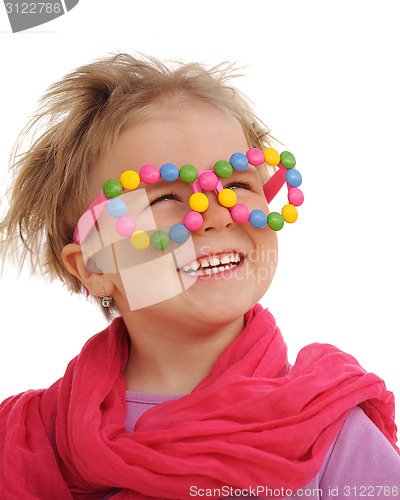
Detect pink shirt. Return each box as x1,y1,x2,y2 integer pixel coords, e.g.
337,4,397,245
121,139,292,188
103,391,400,499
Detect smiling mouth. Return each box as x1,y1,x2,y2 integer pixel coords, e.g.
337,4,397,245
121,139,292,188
179,252,246,276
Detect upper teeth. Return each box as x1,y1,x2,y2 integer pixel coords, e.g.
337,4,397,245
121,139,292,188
181,252,242,274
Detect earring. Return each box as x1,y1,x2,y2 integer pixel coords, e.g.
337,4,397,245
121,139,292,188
101,288,112,308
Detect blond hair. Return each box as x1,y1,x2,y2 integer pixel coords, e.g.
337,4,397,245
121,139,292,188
0,53,277,319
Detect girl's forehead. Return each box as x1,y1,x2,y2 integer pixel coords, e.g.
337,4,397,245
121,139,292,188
97,103,248,185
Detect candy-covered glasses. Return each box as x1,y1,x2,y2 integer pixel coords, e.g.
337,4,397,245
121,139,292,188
73,147,304,251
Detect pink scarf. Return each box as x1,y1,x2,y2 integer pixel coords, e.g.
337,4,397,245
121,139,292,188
0,305,397,499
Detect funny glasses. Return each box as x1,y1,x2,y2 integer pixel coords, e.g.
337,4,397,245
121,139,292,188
73,147,304,251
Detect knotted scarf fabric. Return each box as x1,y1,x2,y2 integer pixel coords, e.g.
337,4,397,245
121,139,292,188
0,305,397,499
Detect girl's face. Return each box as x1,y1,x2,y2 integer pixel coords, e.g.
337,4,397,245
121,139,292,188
95,100,278,329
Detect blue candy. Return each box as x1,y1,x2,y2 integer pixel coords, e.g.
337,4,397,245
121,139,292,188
106,198,127,218
285,169,302,188
230,152,249,171
249,209,268,229
160,163,180,182
169,224,190,243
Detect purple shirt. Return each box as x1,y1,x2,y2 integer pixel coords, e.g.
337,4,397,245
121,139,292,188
103,392,400,499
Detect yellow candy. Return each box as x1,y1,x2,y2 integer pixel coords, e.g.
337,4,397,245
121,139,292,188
281,204,298,223
189,192,209,212
120,170,140,190
263,148,281,166
218,189,237,208
130,230,150,250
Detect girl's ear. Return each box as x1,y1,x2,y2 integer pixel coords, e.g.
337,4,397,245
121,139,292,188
61,243,114,297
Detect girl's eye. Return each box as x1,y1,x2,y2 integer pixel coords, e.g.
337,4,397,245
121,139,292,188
148,182,253,207
149,193,182,206
225,181,253,191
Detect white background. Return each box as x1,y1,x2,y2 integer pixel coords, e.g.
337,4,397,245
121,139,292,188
0,1,399,424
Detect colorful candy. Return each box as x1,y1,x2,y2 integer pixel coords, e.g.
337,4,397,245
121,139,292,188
116,217,135,237
286,169,302,188
179,164,198,183
199,171,219,191
120,170,140,190
99,147,304,252
214,160,233,178
267,212,284,231
169,224,190,244
263,148,280,166
281,204,298,223
249,209,268,229
189,192,209,212
280,151,296,169
218,188,237,208
139,164,160,184
150,230,169,251
288,187,304,206
246,148,264,166
160,163,180,182
131,230,150,250
183,211,204,231
230,152,248,171
103,179,122,199
231,203,250,223
107,198,127,218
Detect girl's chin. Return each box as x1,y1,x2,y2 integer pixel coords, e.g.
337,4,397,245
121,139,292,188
184,290,253,321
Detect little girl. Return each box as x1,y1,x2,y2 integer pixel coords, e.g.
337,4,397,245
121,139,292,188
0,53,399,499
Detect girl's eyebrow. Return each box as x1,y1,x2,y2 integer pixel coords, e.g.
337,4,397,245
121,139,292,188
142,178,185,193
225,167,260,180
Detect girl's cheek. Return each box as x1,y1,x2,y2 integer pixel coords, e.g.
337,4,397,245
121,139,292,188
151,202,189,227
235,191,269,214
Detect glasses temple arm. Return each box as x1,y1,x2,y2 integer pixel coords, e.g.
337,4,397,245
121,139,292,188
263,163,287,204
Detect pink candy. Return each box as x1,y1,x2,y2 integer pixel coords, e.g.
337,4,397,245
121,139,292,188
116,217,136,237
288,187,304,206
246,148,265,166
183,211,204,231
199,171,219,191
231,203,250,223
139,164,160,184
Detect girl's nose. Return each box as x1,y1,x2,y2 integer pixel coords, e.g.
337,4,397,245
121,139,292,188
196,191,235,233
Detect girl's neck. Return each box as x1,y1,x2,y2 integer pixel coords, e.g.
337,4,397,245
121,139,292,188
123,314,245,395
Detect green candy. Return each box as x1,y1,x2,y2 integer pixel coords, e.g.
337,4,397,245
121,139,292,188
267,212,284,231
280,151,296,169
150,230,170,250
103,179,123,198
214,160,233,178
179,164,198,183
